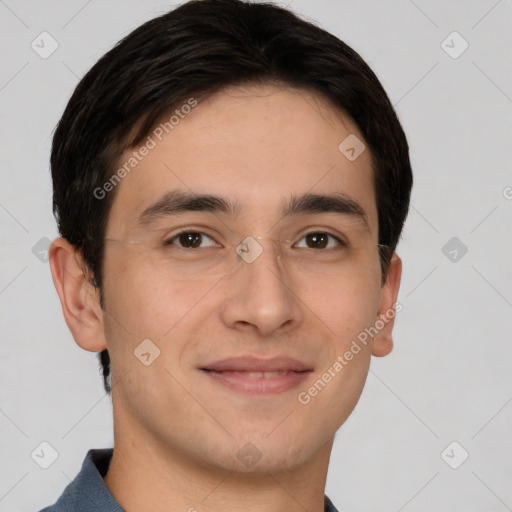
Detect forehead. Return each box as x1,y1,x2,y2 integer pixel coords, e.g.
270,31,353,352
105,83,378,237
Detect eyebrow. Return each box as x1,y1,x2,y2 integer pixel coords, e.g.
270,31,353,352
137,189,369,229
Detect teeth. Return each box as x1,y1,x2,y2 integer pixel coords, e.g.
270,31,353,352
243,371,289,378
206,370,294,377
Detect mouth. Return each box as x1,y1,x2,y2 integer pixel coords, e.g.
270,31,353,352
201,355,313,373
200,369,312,395
200,355,313,395
203,369,303,378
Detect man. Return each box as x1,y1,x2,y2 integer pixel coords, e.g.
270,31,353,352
43,0,412,510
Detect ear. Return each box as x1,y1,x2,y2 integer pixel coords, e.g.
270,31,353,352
371,252,402,357
49,237,107,352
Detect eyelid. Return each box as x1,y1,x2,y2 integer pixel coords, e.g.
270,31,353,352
163,227,349,249
292,232,347,250
163,228,221,248
292,227,348,247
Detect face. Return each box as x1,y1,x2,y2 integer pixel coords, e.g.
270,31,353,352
98,83,400,474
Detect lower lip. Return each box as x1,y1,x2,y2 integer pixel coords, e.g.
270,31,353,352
201,370,312,395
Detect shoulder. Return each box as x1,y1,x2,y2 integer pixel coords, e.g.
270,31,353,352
36,448,118,512
325,494,340,512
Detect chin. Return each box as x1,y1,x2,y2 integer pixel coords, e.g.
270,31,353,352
226,436,325,474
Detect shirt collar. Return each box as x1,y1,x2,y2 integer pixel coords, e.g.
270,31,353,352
41,448,124,511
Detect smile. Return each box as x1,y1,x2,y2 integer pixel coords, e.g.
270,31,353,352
201,368,312,395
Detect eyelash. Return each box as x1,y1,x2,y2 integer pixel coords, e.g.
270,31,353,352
162,229,348,250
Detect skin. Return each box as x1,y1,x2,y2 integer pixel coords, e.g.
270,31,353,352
49,83,402,512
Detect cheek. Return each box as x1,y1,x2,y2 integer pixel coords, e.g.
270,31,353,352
103,254,212,338
305,278,381,379
317,281,379,412
307,268,381,333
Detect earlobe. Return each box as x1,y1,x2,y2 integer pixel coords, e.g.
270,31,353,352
371,252,402,358
49,237,107,352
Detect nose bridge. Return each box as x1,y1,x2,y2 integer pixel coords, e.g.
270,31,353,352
234,235,284,266
224,234,300,334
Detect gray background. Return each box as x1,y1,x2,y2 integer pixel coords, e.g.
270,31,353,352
1,0,511,511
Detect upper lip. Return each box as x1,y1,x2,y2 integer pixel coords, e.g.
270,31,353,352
201,356,313,372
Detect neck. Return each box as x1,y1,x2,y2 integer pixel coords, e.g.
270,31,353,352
103,411,333,512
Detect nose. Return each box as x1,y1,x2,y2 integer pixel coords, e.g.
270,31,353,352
219,236,303,337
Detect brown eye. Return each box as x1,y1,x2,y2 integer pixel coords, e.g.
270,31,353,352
306,233,328,249
164,231,217,249
295,232,344,250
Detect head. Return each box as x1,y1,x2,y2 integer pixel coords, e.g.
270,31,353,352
49,0,411,473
